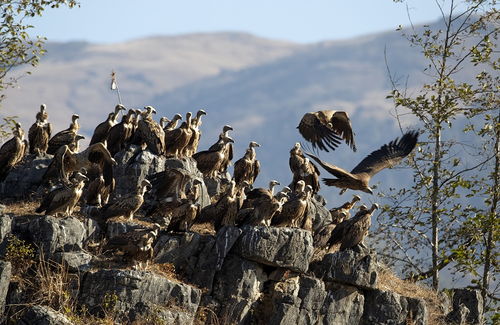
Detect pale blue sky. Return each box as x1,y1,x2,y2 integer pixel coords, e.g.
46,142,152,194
29,0,460,43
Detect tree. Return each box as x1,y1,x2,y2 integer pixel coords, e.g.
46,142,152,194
373,0,498,292
0,0,78,103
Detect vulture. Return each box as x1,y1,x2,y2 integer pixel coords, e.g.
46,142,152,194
193,133,234,178
165,112,193,158
135,106,165,155
330,195,361,223
183,109,206,157
168,201,201,232
198,180,239,230
241,179,280,209
298,110,356,152
36,170,88,216
209,125,234,174
148,168,189,200
107,109,135,156
99,179,152,221
272,180,308,228
306,130,419,194
43,142,116,187
85,174,113,207
289,143,320,193
0,123,27,182
328,203,379,250
104,225,160,268
28,104,52,155
243,192,287,227
47,114,82,155
163,113,182,131
233,141,261,188
89,104,126,145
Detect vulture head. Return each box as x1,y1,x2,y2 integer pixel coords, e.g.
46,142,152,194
295,180,306,193
172,113,183,121
159,117,170,128
196,109,207,118
185,112,193,125
14,123,24,138
362,187,373,195
144,106,157,115
358,204,368,211
369,203,379,212
223,125,233,133
106,112,115,121
141,179,152,191
249,141,260,148
115,104,126,113
71,114,80,122
281,186,292,194
40,104,47,114
353,195,361,202
268,180,280,192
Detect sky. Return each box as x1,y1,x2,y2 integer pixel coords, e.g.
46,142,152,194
28,0,460,44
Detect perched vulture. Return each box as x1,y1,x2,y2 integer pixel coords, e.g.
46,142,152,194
163,113,182,131
89,104,126,146
193,133,234,178
36,170,88,216
243,193,287,227
330,195,361,223
104,225,160,268
0,123,27,182
328,203,379,250
148,168,189,200
298,110,356,152
307,130,419,194
183,109,206,157
135,106,165,155
198,180,239,230
241,179,281,209
168,202,201,232
28,104,52,155
272,181,308,228
165,112,193,158
107,109,135,156
43,142,116,187
100,179,152,221
233,141,261,188
209,125,234,174
47,114,82,155
85,174,113,207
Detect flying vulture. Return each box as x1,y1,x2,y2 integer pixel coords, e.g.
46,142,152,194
28,104,52,155
100,179,152,221
298,110,356,152
233,141,261,188
89,104,126,146
0,123,27,182
36,170,88,216
47,114,82,155
328,203,379,250
306,130,419,194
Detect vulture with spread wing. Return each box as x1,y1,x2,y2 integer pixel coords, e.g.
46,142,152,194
307,130,419,194
28,104,52,155
298,110,356,152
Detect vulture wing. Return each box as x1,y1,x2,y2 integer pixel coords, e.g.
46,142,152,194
297,110,356,152
350,131,418,178
305,152,351,179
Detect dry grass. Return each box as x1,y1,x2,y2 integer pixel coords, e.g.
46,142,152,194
378,268,446,325
190,222,215,235
1,199,40,215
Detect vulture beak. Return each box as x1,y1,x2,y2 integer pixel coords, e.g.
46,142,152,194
363,188,374,195
226,137,235,143
72,114,80,120
174,113,183,120
198,109,207,116
223,125,233,132
76,135,86,140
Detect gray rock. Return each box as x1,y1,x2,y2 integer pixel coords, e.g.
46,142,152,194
53,250,93,272
79,269,201,324
114,145,166,197
0,154,52,199
447,288,483,325
154,232,218,290
362,288,427,325
0,215,12,253
106,220,150,239
263,275,365,325
0,261,12,317
305,195,331,233
234,225,313,273
310,247,378,289
212,254,267,324
164,158,211,208
16,305,73,325
27,216,89,258
215,226,243,270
